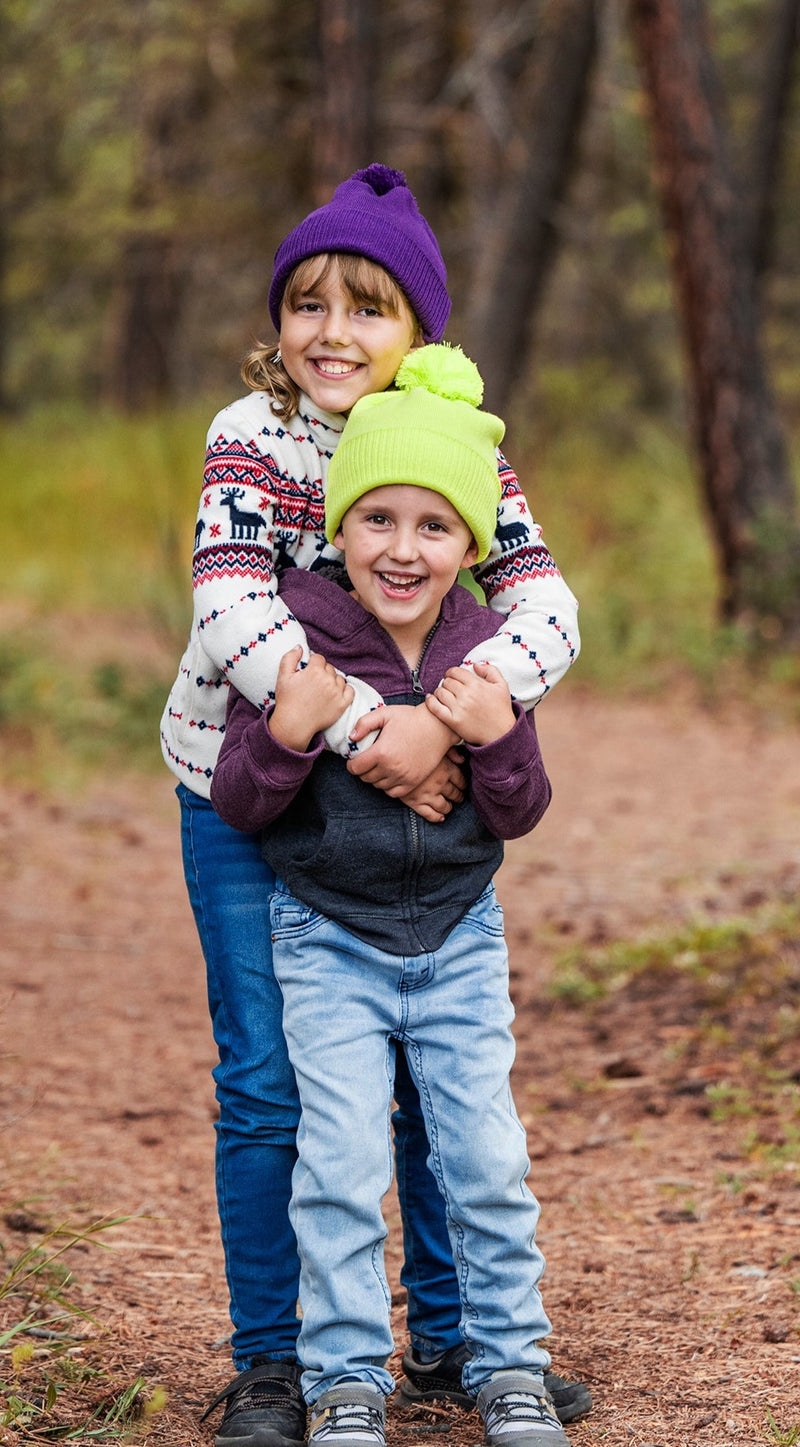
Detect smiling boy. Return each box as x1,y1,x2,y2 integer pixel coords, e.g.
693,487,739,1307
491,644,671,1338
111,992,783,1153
211,345,572,1447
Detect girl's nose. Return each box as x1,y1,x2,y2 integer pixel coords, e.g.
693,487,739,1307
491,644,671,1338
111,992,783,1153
320,306,352,346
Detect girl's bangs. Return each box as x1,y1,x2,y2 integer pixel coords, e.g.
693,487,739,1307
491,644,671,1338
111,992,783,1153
284,253,407,317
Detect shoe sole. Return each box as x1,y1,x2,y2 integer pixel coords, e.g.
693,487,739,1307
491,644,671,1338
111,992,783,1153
216,1432,305,1447
399,1380,592,1425
399,1379,474,1409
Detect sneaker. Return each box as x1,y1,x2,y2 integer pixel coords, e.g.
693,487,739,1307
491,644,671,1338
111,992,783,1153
399,1342,473,1407
201,1359,306,1447
307,1385,386,1447
399,1345,592,1424
477,1372,569,1447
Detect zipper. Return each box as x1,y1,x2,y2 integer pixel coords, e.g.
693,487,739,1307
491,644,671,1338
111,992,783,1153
406,618,441,866
410,619,441,694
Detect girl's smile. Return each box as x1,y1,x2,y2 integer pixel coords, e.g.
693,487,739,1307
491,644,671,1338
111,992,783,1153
279,270,420,415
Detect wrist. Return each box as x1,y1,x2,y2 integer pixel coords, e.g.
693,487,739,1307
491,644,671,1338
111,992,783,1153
268,705,314,754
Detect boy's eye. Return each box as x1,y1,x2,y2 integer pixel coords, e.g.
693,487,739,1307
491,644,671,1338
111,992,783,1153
366,513,391,526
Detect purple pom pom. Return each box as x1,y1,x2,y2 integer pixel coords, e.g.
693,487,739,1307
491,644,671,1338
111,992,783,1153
352,163,407,195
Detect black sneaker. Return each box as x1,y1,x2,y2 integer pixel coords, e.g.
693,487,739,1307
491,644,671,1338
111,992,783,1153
201,1360,306,1447
399,1345,592,1425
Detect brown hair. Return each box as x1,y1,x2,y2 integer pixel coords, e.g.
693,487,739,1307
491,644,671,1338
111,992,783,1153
240,253,421,423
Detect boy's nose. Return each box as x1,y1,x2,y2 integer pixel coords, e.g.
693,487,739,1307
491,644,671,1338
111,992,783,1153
388,527,419,562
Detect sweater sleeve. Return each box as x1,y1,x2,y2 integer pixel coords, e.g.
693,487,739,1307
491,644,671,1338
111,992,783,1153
192,402,383,756
465,703,551,840
465,452,580,707
210,687,325,833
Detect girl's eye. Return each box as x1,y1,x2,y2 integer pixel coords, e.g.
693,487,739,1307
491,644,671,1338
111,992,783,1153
357,304,383,318
297,300,322,313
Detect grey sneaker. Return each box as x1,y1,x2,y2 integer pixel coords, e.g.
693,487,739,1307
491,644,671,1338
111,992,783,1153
307,1386,386,1447
477,1372,570,1447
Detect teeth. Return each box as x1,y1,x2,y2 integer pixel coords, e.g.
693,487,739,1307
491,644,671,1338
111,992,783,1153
316,359,357,375
381,573,421,588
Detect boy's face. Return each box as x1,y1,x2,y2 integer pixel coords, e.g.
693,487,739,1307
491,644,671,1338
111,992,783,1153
335,486,479,647
280,265,420,416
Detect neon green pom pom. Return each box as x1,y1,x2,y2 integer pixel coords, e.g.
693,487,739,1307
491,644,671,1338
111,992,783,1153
395,343,484,407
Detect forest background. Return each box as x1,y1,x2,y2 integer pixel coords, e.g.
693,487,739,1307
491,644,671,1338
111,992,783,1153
3,0,800,758
1,2,800,1443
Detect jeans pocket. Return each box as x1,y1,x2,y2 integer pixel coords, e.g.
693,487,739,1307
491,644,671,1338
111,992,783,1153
460,884,505,938
270,887,325,940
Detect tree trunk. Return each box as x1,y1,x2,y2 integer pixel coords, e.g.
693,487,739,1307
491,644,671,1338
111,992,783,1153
313,0,379,204
107,233,185,411
462,0,598,414
630,0,800,638
745,0,800,283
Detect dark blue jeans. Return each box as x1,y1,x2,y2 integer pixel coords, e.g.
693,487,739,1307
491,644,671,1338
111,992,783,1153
178,785,462,1368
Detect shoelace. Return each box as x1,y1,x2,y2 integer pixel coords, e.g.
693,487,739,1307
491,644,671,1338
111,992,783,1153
485,1389,560,1436
230,1379,294,1414
312,1400,385,1440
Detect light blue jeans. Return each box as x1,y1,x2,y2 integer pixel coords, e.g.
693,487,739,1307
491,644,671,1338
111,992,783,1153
270,880,553,1405
177,786,462,1368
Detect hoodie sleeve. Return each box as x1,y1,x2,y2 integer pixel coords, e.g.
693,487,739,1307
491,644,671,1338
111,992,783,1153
465,703,551,840
210,686,325,833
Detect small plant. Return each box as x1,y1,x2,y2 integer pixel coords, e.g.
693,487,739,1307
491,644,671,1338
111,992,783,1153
0,1212,166,1440
761,1408,800,1446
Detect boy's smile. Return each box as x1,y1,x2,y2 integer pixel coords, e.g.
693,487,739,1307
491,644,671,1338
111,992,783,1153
335,486,479,665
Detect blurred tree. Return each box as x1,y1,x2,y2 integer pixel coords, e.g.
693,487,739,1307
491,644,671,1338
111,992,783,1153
745,0,800,285
105,15,214,410
630,0,800,638
313,0,379,202
456,0,598,413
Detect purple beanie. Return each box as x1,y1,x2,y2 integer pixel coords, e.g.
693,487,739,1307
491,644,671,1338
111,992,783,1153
268,163,451,343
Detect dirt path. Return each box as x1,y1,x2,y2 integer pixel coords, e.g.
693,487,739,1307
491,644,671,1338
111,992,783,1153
2,689,799,1446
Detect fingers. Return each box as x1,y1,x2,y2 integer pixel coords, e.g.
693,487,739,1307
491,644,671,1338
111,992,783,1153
349,708,388,743
277,643,305,678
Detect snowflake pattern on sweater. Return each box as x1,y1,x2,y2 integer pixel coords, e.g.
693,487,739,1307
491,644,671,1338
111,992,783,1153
160,388,579,798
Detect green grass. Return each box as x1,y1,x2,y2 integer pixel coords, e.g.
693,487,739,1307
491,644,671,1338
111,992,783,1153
0,1213,167,1440
549,905,800,1179
1,393,798,785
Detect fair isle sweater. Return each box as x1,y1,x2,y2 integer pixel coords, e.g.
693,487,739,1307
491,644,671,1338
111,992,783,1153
160,388,580,799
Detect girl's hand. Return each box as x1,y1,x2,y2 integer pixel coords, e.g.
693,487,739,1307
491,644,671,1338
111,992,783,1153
425,662,515,746
270,646,354,752
347,704,459,793
396,748,466,823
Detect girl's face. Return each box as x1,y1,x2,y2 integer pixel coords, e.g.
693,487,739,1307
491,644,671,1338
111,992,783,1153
279,256,421,415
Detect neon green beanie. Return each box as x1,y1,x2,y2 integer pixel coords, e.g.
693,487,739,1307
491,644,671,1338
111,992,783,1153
325,343,505,562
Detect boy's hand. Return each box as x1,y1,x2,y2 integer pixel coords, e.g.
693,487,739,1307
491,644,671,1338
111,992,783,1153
270,646,354,752
347,704,459,793
396,748,466,823
425,662,516,746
